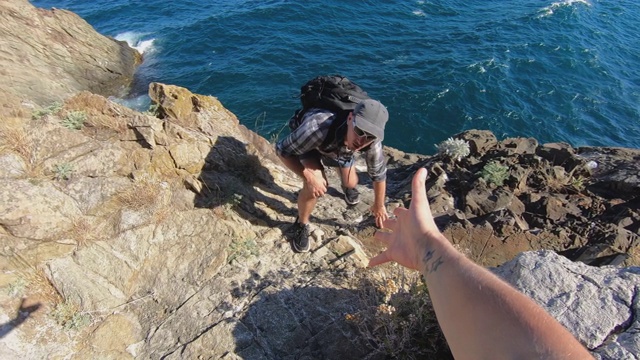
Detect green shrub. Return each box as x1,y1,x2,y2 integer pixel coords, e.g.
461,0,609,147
436,137,470,161
6,278,27,297
53,163,74,180
50,300,91,331
31,102,62,120
228,237,259,263
480,161,509,186
61,111,87,130
144,103,160,117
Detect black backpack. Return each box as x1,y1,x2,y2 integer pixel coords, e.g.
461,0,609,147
288,75,370,148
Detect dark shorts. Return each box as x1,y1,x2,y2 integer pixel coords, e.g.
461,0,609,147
299,149,354,168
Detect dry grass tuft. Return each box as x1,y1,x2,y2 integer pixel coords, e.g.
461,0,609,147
349,266,451,359
114,178,162,211
63,92,132,133
9,254,62,306
27,268,63,306
0,120,44,178
0,121,31,159
9,253,93,332
97,177,174,232
66,217,99,248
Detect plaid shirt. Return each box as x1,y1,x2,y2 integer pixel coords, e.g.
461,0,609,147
276,108,387,182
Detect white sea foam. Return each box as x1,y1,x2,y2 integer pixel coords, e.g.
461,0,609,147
412,9,425,17
114,31,156,54
109,94,152,112
468,57,506,73
538,0,591,18
436,88,449,98
382,55,409,65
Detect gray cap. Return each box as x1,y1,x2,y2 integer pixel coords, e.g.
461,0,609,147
353,99,388,141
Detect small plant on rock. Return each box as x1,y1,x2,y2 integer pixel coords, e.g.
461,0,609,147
61,111,87,130
480,161,509,186
50,300,91,331
568,175,586,191
53,162,74,180
144,103,160,117
31,102,62,120
436,137,470,161
6,278,27,297
227,237,259,264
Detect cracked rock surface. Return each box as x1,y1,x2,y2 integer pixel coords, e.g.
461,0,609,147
1,3,640,357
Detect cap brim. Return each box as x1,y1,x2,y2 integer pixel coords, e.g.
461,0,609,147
354,114,384,141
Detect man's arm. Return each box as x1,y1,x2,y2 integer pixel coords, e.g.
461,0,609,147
369,168,593,360
276,111,333,197
365,141,388,228
371,179,388,228
277,153,326,198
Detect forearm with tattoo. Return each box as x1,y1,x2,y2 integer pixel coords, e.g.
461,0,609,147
422,249,444,274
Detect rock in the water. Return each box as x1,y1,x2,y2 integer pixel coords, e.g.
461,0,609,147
0,0,141,107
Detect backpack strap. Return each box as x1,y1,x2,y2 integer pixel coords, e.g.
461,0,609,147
320,110,349,149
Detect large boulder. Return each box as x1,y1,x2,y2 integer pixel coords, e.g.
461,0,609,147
494,251,640,359
0,0,141,107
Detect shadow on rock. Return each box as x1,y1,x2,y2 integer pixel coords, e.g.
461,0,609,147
231,284,372,359
194,136,295,227
0,298,41,339
229,269,452,360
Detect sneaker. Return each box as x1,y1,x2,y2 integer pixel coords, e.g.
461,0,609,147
292,221,311,253
342,186,360,206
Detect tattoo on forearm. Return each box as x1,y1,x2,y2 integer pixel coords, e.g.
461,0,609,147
430,256,444,273
422,249,444,273
423,250,434,263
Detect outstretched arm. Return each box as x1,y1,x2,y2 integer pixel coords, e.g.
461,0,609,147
369,168,593,360
371,179,388,228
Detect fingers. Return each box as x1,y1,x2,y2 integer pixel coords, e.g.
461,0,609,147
393,206,408,217
310,182,327,198
410,168,429,210
374,229,393,245
368,251,391,268
375,212,388,228
381,216,398,230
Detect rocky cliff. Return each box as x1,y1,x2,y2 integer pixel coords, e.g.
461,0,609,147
0,4,638,360
0,0,141,109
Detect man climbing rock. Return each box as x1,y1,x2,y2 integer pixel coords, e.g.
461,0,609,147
276,93,390,253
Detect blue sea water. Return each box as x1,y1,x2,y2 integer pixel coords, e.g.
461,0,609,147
30,0,639,154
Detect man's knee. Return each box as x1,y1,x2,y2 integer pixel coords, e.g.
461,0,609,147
300,159,327,192
339,165,359,188
304,169,327,188
301,157,324,172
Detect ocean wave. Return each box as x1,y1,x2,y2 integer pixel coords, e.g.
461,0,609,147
114,32,156,54
538,0,591,18
31,0,640,152
412,9,426,17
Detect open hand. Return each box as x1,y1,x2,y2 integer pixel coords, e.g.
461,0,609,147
368,168,445,270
